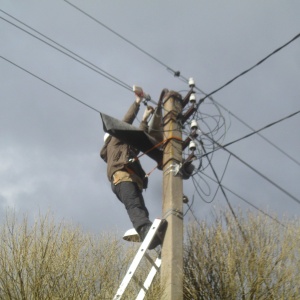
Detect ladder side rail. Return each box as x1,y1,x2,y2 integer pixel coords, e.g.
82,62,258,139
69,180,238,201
136,257,162,300
113,219,162,300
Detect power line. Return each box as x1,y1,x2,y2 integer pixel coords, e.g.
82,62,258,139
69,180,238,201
0,55,101,114
4,55,294,227
0,10,162,107
2,54,290,229
2,5,296,241
196,32,300,106
199,143,249,242
202,131,300,206
60,3,300,168
63,0,181,79
1,9,295,235
200,110,300,163
199,171,286,228
3,4,299,181
63,1,300,103
198,95,300,166
191,152,231,203
0,13,132,92
3,8,298,172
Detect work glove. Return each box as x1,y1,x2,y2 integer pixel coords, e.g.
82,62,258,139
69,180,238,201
134,86,144,105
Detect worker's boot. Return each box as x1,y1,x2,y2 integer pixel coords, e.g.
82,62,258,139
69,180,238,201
137,223,152,242
155,219,168,242
137,219,168,250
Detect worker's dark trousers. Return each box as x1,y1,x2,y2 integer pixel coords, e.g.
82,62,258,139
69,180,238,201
111,181,152,231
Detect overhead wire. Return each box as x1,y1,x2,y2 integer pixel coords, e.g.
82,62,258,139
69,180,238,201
0,55,101,114
4,6,297,151
63,0,181,78
0,35,290,237
199,171,286,228
61,2,300,167
0,13,132,92
0,49,294,225
2,5,299,221
196,32,300,106
196,94,300,166
63,1,300,104
200,109,300,159
201,131,300,205
0,10,161,109
200,142,248,242
188,129,290,228
4,6,298,169
191,153,231,203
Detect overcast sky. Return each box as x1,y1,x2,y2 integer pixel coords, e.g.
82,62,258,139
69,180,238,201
1,1,299,237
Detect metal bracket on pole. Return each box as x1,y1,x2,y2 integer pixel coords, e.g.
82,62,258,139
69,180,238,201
163,208,183,220
164,163,180,176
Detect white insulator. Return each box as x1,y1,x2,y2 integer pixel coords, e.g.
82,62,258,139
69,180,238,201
189,93,196,103
103,133,110,142
190,120,198,130
189,140,197,151
189,77,195,87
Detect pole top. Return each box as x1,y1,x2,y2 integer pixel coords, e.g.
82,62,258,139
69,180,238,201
163,90,183,105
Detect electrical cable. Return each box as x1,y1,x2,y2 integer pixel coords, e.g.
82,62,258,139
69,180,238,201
61,3,300,167
59,5,300,231
3,9,297,169
63,1,300,111
0,55,101,114
191,153,231,203
0,10,161,108
200,171,285,228
2,6,299,219
0,14,132,92
202,131,300,205
0,54,169,171
63,0,181,78
200,109,300,160
200,142,248,242
196,32,300,107
196,94,300,167
1,48,294,241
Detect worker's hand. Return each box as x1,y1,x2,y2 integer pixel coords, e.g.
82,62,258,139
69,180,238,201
134,86,144,105
142,106,154,121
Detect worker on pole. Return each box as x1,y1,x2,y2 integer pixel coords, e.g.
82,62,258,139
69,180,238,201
100,91,166,249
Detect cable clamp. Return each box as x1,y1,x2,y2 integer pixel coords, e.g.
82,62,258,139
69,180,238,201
163,208,183,220
164,163,181,176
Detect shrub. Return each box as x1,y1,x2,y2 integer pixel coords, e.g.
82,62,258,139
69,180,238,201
0,212,137,299
183,210,300,300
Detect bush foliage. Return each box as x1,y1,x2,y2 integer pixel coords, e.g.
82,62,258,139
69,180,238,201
184,210,300,299
0,210,299,299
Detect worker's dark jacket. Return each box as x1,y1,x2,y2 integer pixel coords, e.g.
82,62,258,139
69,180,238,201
100,101,148,189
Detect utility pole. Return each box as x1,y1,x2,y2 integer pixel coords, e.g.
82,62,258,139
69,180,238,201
161,90,184,300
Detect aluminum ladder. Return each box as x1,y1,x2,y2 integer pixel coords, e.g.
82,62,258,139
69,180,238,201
113,218,163,300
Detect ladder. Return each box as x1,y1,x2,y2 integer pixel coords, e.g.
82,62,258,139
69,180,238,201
113,219,163,300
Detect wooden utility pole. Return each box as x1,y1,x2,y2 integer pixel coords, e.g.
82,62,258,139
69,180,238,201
161,90,183,300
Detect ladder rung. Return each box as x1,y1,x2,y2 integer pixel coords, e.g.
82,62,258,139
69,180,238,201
136,257,161,300
132,274,146,291
144,253,160,271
